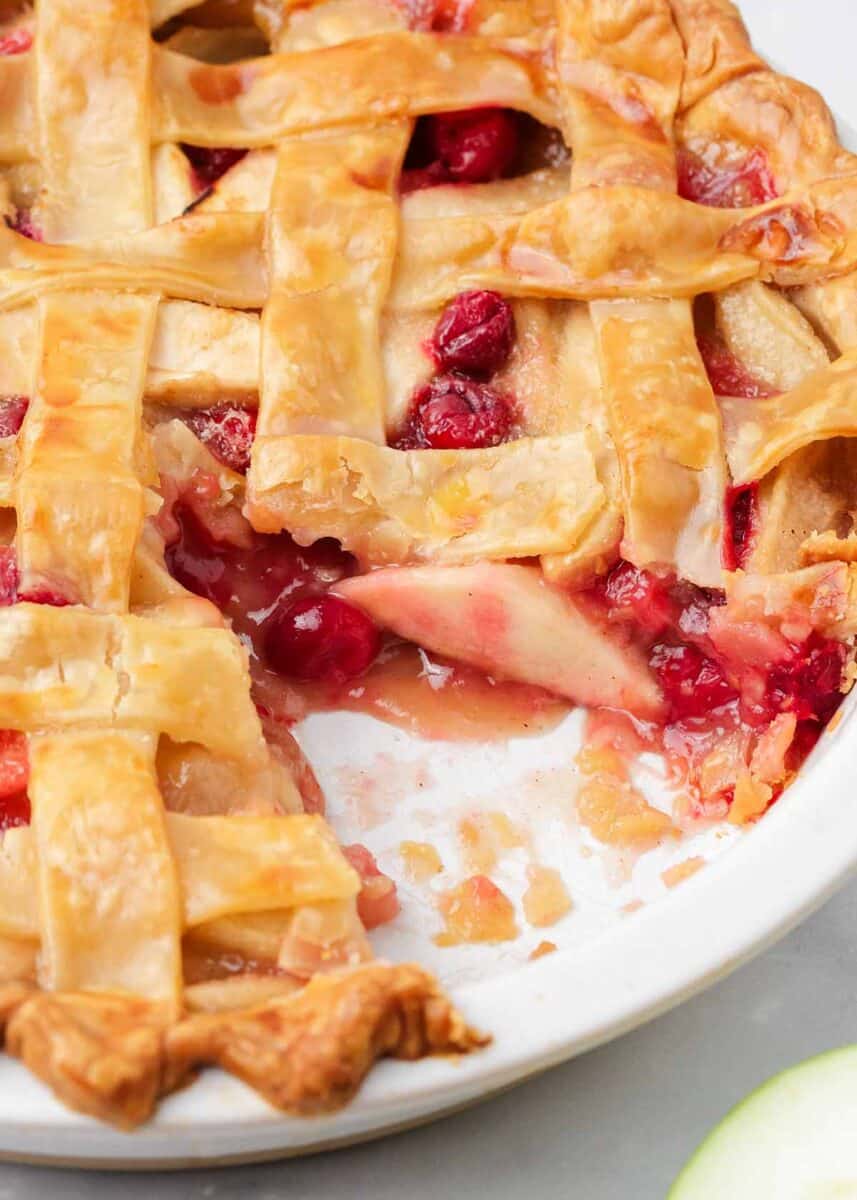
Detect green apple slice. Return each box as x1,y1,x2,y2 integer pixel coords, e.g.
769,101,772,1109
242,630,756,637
669,1046,857,1198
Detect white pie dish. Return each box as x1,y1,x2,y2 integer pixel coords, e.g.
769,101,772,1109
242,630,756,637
2,0,857,1169
0,683,853,1168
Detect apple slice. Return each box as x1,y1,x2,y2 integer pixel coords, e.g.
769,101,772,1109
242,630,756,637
669,1045,857,1197
335,563,664,719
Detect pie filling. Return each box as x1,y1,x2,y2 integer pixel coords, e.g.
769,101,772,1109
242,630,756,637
2,0,857,1130
677,144,779,209
0,145,850,865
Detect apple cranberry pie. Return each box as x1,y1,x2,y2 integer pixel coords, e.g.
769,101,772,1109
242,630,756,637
0,0,856,1128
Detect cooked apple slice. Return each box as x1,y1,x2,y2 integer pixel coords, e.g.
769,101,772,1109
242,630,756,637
335,563,664,719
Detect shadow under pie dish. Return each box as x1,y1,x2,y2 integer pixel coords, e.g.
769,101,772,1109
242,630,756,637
0,0,856,1133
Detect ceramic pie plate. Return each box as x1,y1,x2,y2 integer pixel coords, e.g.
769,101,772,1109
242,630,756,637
4,1,857,1169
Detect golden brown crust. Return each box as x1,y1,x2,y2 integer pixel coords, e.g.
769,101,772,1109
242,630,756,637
0,965,486,1129
4,991,169,1130
165,963,489,1117
669,0,763,110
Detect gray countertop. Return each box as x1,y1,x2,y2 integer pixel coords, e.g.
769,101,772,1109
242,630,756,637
0,875,854,1199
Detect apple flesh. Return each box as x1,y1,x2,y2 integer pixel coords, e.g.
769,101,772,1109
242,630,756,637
335,562,664,720
669,1044,857,1197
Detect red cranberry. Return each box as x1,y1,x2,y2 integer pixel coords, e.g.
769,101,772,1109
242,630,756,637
181,145,248,190
0,30,32,56
183,405,256,473
724,482,759,571
165,486,356,665
0,730,29,830
697,332,777,400
765,633,846,725
265,595,381,683
0,790,30,830
650,642,738,721
603,561,675,635
427,108,519,183
677,146,778,208
0,396,28,439
393,375,514,450
431,291,515,377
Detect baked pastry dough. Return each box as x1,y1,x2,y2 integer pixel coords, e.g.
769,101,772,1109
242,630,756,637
0,0,856,1129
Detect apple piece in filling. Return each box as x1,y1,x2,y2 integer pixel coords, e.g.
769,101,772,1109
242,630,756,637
335,562,665,720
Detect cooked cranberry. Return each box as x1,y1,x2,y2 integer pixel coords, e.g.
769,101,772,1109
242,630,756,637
675,584,726,640
394,0,473,31
399,163,450,194
427,108,519,183
650,642,738,721
0,549,18,607
0,396,28,439
393,375,514,450
7,209,41,241
697,332,777,400
765,633,846,725
343,843,401,929
677,146,778,208
266,594,380,683
0,30,32,56
0,790,29,830
17,587,72,607
724,482,759,571
183,405,256,473
0,729,28,830
603,561,675,635
166,496,349,617
402,108,519,191
431,290,515,377
181,145,247,190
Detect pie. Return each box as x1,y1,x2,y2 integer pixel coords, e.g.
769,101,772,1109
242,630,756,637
0,0,856,1131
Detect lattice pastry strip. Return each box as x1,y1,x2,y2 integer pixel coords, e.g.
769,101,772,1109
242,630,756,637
247,431,606,563
15,291,157,610
0,809,360,943
722,350,857,484
3,182,857,316
35,0,152,242
260,125,409,442
0,217,268,312
29,730,183,1011
590,299,725,584
0,604,266,760
0,299,259,409
558,0,726,586
149,32,556,145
